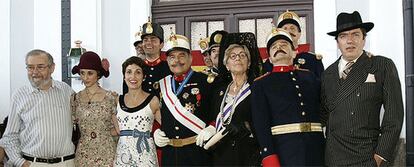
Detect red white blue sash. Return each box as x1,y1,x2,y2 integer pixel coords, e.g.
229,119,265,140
160,75,206,134
215,82,250,131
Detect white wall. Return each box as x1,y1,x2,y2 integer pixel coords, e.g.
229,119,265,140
0,0,11,121
0,0,62,120
71,0,101,92
314,0,406,137
34,0,62,81
101,0,131,93
70,0,151,93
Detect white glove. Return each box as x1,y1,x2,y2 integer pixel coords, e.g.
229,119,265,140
196,125,216,147
154,129,170,147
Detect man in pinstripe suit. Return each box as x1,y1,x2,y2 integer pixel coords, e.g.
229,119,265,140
321,11,403,166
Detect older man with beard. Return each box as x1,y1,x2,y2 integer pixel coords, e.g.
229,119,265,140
251,29,325,167
0,49,75,167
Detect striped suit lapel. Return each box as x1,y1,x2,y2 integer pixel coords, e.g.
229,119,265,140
334,53,372,107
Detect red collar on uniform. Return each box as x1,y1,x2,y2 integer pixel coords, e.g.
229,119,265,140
145,57,162,66
296,44,310,54
174,69,191,82
272,65,295,73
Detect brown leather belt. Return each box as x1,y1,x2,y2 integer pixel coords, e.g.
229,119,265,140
271,122,322,135
168,136,197,147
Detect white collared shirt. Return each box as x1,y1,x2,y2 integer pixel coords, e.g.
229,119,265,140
0,80,75,167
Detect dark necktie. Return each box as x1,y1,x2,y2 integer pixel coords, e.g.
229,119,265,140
341,61,354,79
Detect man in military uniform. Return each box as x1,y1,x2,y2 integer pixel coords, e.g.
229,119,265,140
133,27,145,59
198,37,215,75
263,11,324,79
207,30,228,74
139,20,171,97
251,29,325,166
153,33,215,166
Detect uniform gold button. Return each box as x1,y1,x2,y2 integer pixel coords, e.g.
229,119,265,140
300,102,304,106
290,72,294,75
263,147,267,152
295,85,300,89
151,67,154,70
175,126,179,130
292,78,297,81
298,93,302,97
175,136,179,139
149,74,153,77
357,93,360,97
302,111,306,116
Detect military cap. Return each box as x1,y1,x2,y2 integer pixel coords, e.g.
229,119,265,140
163,33,191,56
133,27,143,47
276,11,302,32
266,28,295,53
208,30,228,52
141,19,164,42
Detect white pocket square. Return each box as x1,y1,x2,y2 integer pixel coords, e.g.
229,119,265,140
365,73,376,83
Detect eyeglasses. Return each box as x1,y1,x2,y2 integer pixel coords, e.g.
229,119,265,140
26,65,49,72
229,52,248,60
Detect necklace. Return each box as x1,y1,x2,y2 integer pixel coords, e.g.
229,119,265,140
220,81,247,126
232,81,244,94
85,87,100,104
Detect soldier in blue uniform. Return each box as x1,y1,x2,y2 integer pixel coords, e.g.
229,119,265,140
123,20,171,96
153,33,215,166
263,11,324,79
208,30,228,75
251,28,325,166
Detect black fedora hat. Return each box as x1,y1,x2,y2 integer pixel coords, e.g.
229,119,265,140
327,11,374,36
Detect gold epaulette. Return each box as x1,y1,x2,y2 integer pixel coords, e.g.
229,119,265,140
207,74,216,83
200,69,217,83
308,52,323,60
254,72,270,81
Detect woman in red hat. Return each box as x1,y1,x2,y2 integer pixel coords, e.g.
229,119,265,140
70,51,118,166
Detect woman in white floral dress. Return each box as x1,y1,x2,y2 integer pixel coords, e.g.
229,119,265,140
114,56,161,167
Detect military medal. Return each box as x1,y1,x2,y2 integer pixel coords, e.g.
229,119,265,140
191,88,200,95
182,92,189,99
185,103,195,113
